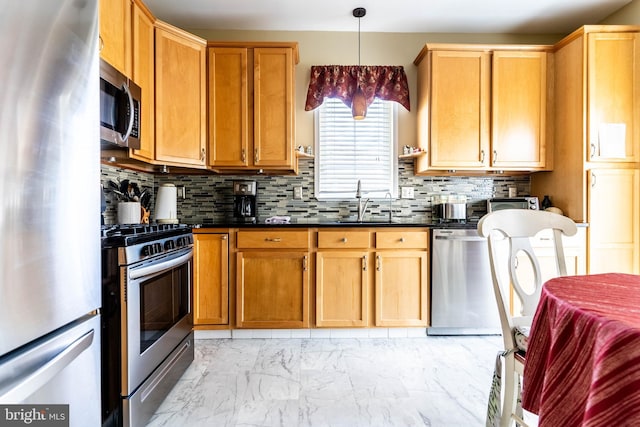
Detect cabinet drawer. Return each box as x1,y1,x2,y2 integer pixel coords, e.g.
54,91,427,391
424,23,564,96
376,231,429,249
236,230,309,249
318,231,371,249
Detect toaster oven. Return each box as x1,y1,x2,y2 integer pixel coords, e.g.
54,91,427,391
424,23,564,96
487,197,539,212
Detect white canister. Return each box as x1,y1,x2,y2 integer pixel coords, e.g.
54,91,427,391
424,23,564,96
117,202,141,224
155,183,178,224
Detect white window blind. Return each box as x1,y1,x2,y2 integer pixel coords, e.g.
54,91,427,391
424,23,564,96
314,98,397,200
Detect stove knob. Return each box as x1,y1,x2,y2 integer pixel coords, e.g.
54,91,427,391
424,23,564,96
164,240,175,250
141,245,153,257
176,237,184,247
155,243,163,254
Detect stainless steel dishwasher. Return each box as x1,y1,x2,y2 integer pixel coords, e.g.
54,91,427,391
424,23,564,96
428,228,501,335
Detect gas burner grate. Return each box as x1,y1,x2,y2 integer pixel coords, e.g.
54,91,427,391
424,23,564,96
101,223,191,240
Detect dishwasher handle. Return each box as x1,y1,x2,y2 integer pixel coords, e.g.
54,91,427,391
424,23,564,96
434,235,486,242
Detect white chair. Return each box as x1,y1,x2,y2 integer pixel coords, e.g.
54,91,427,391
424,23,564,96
478,209,577,427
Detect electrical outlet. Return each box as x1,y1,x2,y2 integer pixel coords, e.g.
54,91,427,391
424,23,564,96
177,186,186,199
293,186,303,200
401,186,414,199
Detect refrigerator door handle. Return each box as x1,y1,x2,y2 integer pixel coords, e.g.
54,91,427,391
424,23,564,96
0,329,94,402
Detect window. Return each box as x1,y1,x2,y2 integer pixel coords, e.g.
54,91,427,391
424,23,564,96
314,98,397,200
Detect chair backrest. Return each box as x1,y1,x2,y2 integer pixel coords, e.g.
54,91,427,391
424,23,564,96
477,209,577,348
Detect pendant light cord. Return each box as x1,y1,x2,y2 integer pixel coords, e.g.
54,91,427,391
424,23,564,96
358,16,361,66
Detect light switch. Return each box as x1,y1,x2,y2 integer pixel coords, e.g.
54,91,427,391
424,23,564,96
293,186,303,200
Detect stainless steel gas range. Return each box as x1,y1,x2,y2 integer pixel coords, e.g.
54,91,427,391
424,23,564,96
101,224,194,427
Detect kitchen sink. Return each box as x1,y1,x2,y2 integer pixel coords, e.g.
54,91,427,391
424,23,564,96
335,220,396,225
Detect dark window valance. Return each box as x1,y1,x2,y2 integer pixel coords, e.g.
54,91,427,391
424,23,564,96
304,65,410,112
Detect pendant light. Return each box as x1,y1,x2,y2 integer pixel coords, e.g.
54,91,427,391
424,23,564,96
352,7,367,120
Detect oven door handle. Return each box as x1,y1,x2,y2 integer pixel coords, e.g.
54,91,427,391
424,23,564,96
129,249,193,280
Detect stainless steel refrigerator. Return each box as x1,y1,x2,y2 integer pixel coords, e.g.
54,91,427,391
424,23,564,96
0,1,101,426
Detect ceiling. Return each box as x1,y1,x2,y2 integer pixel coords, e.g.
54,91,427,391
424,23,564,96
143,0,630,34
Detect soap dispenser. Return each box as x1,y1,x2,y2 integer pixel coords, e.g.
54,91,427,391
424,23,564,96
541,195,552,210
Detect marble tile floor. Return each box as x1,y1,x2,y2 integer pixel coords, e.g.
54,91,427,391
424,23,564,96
146,334,536,427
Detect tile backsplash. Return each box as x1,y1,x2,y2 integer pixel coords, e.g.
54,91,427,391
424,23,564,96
101,160,530,225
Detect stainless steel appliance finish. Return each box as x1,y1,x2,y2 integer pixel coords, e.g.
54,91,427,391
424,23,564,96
429,229,501,335
0,1,101,425
100,59,141,149
101,224,194,427
487,197,539,212
434,202,467,222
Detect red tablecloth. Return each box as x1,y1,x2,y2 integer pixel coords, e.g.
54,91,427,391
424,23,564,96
522,273,640,427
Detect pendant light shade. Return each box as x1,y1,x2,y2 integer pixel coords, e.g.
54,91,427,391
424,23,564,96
352,86,367,120
352,7,367,120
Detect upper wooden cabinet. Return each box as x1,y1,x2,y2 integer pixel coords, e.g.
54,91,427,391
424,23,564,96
413,44,552,174
154,21,207,168
129,0,155,163
207,43,299,173
99,0,131,76
587,32,640,163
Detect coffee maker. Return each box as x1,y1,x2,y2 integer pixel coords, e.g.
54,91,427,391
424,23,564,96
233,180,257,223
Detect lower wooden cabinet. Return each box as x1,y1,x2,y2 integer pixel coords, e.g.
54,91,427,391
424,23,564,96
374,251,429,327
236,251,310,328
316,251,369,327
193,233,229,326
193,227,429,330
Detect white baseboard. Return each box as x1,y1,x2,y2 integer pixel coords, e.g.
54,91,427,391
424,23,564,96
194,327,427,340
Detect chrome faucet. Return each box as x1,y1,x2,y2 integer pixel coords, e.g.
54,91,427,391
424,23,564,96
355,179,370,222
385,192,393,222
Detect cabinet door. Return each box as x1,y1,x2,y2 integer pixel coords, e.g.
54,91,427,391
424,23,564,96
492,51,548,169
155,23,206,167
208,47,249,167
253,48,295,169
374,251,428,327
587,33,640,163
129,0,155,162
193,234,229,325
236,251,309,328
316,251,368,327
428,50,490,169
588,169,640,274
99,0,131,76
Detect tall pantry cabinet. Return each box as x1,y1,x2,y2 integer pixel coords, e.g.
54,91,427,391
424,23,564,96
531,25,640,274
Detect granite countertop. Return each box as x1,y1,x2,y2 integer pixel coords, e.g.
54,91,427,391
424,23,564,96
191,218,480,229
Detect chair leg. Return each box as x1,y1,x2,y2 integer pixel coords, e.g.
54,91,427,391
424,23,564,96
501,355,518,427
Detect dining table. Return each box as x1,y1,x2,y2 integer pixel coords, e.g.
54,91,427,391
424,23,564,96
522,273,640,427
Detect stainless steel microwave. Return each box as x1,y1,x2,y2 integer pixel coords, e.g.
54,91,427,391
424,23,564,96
100,59,141,149
487,197,539,212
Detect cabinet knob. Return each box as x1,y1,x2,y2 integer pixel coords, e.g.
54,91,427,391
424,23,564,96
399,237,405,243
265,237,282,242
493,150,497,163
241,148,246,162
341,237,348,243
362,255,367,271
221,235,228,240
254,148,259,163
